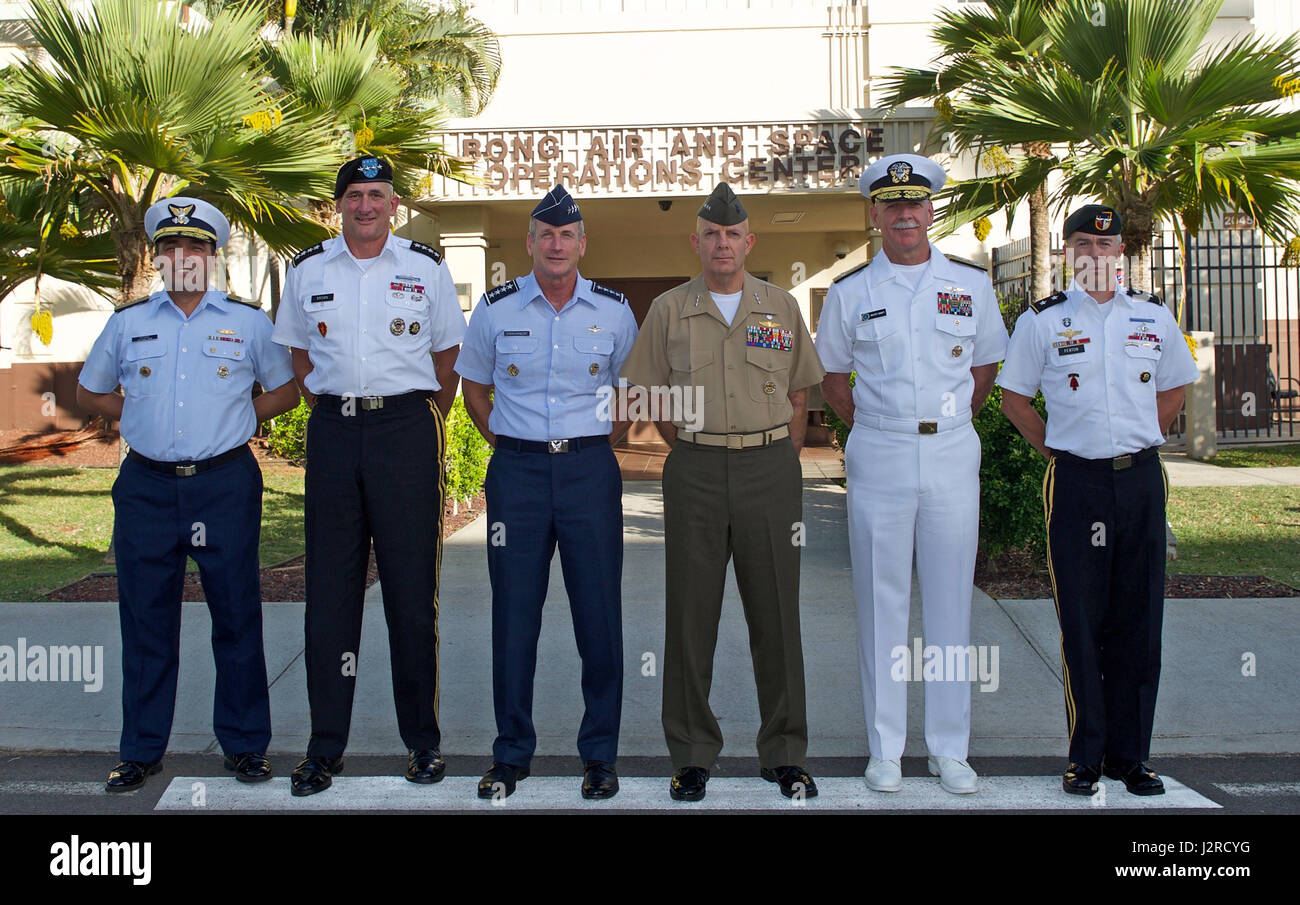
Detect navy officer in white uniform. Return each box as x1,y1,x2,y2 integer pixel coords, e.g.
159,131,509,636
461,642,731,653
78,196,299,792
998,204,1199,796
818,154,1008,795
455,186,638,800
272,156,466,796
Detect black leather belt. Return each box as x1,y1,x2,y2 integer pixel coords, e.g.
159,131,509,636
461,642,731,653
496,435,609,454
1054,446,1160,471
315,391,431,412
128,445,248,477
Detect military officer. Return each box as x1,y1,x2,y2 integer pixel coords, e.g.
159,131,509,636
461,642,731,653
998,204,1199,796
271,156,466,796
818,154,1008,795
455,186,638,800
77,196,299,792
621,183,825,802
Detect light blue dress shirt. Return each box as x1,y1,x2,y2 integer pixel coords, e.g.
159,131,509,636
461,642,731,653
79,290,295,461
454,271,639,441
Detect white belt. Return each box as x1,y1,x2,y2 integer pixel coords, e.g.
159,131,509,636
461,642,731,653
854,411,972,435
678,424,790,449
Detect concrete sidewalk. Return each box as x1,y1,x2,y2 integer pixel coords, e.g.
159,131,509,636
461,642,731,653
1161,452,1300,487
1,481,1297,759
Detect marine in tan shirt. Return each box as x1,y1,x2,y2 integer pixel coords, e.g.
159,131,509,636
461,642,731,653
621,183,825,803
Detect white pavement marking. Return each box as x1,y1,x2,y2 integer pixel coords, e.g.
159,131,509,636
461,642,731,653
0,780,110,796
1213,781,1300,797
155,775,1219,811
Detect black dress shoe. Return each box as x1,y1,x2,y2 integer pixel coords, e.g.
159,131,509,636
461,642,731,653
669,766,709,802
1062,762,1102,795
477,762,529,799
290,756,344,797
581,761,619,800
1103,760,1166,795
761,765,819,799
105,760,162,793
223,752,273,783
406,748,447,784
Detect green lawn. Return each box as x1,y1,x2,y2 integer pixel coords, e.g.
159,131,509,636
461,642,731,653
0,464,304,601
1204,444,1300,468
1166,485,1300,589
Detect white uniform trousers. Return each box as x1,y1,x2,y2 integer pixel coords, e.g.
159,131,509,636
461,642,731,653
845,420,981,761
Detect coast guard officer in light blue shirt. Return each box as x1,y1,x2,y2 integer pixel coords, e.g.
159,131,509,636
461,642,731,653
456,185,638,800
78,195,299,793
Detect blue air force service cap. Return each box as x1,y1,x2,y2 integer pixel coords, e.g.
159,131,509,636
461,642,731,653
531,185,582,226
334,156,394,199
1064,204,1122,238
145,196,230,249
859,153,947,203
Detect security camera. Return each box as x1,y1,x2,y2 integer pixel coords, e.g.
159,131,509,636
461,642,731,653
658,200,672,212
834,241,850,259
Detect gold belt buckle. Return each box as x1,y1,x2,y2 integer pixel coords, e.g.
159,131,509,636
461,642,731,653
1113,454,1133,470
548,439,570,453
175,464,197,477
360,396,384,410
918,421,938,435
726,434,744,450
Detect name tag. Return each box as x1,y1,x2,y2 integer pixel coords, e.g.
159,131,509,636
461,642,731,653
130,334,158,342
504,330,531,337
862,308,886,321
1057,344,1086,356
311,293,334,303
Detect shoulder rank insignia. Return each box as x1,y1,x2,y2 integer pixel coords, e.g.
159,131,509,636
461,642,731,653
485,280,519,305
409,240,444,264
291,243,324,268
1126,287,1163,305
225,294,262,308
590,281,627,304
1029,291,1068,314
833,262,869,284
943,254,987,274
115,295,152,311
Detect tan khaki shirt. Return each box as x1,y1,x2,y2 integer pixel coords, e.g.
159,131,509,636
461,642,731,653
621,272,825,433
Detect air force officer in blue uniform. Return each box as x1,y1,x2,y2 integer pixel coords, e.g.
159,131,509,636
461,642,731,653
78,196,299,792
456,186,638,800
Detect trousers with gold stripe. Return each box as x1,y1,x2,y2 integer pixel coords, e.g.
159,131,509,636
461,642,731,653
303,393,447,760
1042,451,1167,768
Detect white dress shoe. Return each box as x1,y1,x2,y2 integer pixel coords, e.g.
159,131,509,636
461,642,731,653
928,756,978,794
864,757,902,792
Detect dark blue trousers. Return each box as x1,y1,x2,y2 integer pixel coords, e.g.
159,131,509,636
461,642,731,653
112,448,271,762
1044,451,1167,768
303,394,446,759
485,441,623,767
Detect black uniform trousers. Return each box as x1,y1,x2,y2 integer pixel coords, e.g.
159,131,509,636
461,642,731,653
485,438,623,767
112,447,271,763
304,392,446,759
661,437,808,770
1043,449,1167,768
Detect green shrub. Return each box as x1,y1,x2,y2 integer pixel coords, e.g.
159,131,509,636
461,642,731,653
266,397,310,461
444,394,491,507
975,383,1049,563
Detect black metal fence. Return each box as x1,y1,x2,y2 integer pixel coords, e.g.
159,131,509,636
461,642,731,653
992,229,1298,441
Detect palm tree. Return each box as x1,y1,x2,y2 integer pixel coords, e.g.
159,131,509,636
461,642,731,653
879,0,1060,301
914,0,1300,294
202,0,502,117
1,0,344,305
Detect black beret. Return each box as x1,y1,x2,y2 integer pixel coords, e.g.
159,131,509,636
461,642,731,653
334,156,393,198
1064,204,1122,238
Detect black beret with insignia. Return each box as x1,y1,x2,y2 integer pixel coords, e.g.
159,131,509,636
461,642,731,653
334,156,394,199
698,183,747,226
1064,204,1122,238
